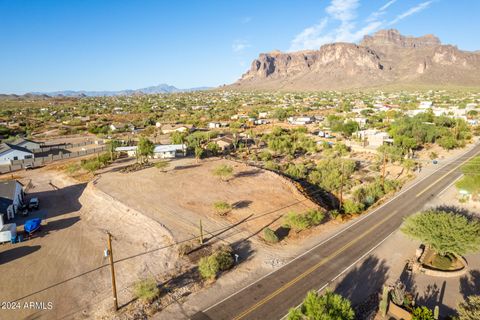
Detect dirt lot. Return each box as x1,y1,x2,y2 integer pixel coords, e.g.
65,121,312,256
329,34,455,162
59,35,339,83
95,157,318,246
0,166,174,320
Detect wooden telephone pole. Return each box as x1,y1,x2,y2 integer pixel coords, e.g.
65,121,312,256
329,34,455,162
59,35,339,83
106,232,118,311
199,219,204,244
339,161,344,210
381,149,387,188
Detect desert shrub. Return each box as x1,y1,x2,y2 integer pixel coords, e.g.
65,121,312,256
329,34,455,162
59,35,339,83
80,153,110,173
81,159,101,172
284,211,310,232
264,160,280,171
214,245,234,271
198,245,234,280
66,163,81,174
412,306,435,320
155,160,169,171
305,209,324,226
263,227,279,243
134,278,160,303
329,209,341,219
198,255,219,280
342,199,365,214
212,164,234,181
258,150,273,161
213,201,232,216
178,242,194,256
283,210,325,232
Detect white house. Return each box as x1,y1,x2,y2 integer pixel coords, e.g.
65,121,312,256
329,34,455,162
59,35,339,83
0,180,24,220
258,112,269,119
160,124,195,134
419,101,433,109
355,129,392,148
208,122,229,129
0,143,34,165
115,146,138,157
115,144,186,159
287,116,314,125
153,144,186,159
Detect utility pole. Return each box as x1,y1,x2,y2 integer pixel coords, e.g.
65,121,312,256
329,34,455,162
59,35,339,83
106,232,118,311
381,149,387,189
339,160,344,210
199,219,204,244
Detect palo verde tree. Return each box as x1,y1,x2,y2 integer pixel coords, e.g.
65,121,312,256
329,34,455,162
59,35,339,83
106,139,122,161
456,295,480,320
137,137,155,163
287,290,355,320
401,210,480,256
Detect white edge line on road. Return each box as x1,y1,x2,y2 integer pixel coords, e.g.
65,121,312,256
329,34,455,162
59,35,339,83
437,175,463,197
202,144,478,313
279,229,397,320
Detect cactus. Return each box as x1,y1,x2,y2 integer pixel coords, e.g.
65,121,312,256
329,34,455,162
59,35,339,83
379,285,389,317
434,305,439,320
391,281,406,306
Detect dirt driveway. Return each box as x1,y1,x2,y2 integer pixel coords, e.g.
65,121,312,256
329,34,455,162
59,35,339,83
0,168,174,320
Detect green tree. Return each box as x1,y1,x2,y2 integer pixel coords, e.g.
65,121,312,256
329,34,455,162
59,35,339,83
170,131,187,144
194,146,204,161
456,295,480,320
401,210,480,256
287,290,354,320
308,158,355,193
137,137,155,163
107,139,122,161
412,306,435,320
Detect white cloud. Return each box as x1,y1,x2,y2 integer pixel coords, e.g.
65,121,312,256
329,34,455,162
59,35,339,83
232,40,251,53
367,0,397,22
290,19,331,51
289,0,434,51
326,0,359,21
389,1,433,25
379,0,397,12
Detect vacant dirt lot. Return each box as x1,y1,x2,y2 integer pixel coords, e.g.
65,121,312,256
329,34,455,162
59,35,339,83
95,158,318,247
0,167,174,320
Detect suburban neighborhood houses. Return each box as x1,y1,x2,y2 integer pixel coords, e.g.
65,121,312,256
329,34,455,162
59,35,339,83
0,88,479,320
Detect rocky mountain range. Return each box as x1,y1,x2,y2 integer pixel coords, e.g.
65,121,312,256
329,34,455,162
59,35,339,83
232,29,480,91
25,83,211,98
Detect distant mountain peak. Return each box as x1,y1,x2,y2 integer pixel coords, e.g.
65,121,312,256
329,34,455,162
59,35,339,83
361,29,441,49
26,83,211,97
232,29,480,91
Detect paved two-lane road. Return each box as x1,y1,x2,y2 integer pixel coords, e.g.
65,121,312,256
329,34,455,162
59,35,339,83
193,143,480,320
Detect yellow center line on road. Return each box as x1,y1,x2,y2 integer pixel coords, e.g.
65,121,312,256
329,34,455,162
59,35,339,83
232,209,399,320
415,151,480,198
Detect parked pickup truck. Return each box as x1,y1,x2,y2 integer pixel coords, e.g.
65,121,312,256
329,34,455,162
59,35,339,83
28,198,39,210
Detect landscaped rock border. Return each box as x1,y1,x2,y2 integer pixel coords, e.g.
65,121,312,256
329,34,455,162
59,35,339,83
415,247,469,277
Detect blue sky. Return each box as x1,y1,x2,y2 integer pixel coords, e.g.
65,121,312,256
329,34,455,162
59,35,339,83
1,0,479,94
